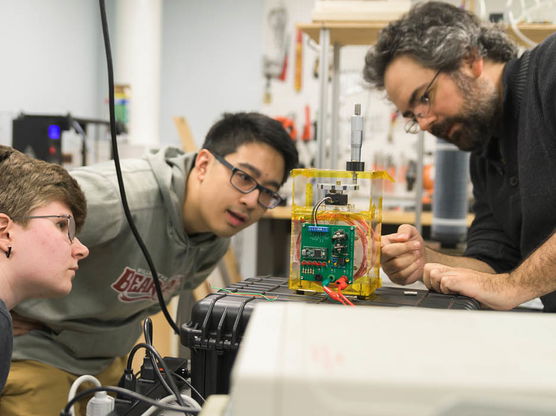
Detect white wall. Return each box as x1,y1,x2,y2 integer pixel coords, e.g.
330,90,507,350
0,1,266,157
2,0,541,149
0,0,267,277
0,0,103,145
159,0,264,147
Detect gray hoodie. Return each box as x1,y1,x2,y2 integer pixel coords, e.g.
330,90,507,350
12,147,229,374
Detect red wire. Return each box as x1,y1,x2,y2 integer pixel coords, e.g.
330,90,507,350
338,290,355,306
343,218,369,278
323,284,355,306
335,276,355,306
323,285,347,305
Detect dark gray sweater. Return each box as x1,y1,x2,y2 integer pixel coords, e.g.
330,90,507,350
465,33,556,311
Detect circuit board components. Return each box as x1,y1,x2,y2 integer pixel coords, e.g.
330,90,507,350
300,224,355,285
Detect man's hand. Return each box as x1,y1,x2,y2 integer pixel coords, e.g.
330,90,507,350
11,311,46,336
423,263,521,310
380,224,426,285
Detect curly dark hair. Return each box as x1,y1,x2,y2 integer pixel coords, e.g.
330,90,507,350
363,1,518,89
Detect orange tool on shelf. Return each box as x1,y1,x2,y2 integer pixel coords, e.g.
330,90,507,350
302,105,311,142
275,116,298,141
294,29,303,92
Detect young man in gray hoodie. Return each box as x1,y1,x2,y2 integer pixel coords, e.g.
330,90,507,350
1,112,298,415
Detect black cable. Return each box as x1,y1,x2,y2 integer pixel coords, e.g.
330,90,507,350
60,385,199,416
312,196,332,226
172,371,205,404
126,343,173,399
98,0,179,334
143,317,153,345
140,344,181,406
126,343,186,408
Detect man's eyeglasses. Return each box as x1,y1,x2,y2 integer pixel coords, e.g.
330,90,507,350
25,215,76,243
210,152,283,209
403,69,442,134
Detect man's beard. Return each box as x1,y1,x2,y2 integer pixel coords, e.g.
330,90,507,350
429,71,501,152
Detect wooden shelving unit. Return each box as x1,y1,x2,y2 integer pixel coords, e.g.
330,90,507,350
297,21,387,46
292,16,553,239
298,21,556,47
506,22,556,45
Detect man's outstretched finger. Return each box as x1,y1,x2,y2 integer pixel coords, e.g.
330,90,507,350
381,233,408,247
397,223,416,238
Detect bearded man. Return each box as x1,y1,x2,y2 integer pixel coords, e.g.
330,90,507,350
363,1,556,311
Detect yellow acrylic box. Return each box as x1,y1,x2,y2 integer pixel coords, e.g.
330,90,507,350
288,167,392,298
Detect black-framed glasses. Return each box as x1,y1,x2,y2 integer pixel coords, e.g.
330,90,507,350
25,215,76,243
211,152,283,209
403,69,442,134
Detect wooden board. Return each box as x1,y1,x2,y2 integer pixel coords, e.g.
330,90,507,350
298,21,556,47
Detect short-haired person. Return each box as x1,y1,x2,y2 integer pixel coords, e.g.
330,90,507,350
0,112,298,415
363,2,556,310
0,145,89,392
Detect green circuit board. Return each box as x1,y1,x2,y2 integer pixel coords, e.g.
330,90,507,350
299,223,355,284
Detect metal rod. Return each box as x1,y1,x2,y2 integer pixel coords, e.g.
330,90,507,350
415,130,425,233
330,43,341,170
317,28,330,169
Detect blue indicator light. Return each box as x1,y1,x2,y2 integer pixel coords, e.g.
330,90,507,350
48,124,61,140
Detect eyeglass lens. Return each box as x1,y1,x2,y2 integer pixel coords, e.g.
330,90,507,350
25,215,76,243
230,170,280,208
404,70,440,134
67,216,76,242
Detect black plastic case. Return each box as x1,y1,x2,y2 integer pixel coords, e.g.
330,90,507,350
180,276,479,401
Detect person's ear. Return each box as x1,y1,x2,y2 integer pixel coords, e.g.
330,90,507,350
462,51,483,79
0,214,13,255
470,55,483,78
194,149,213,181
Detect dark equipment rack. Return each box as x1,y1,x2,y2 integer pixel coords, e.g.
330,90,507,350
180,276,479,402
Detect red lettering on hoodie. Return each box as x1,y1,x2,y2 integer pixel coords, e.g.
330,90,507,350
111,267,182,303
